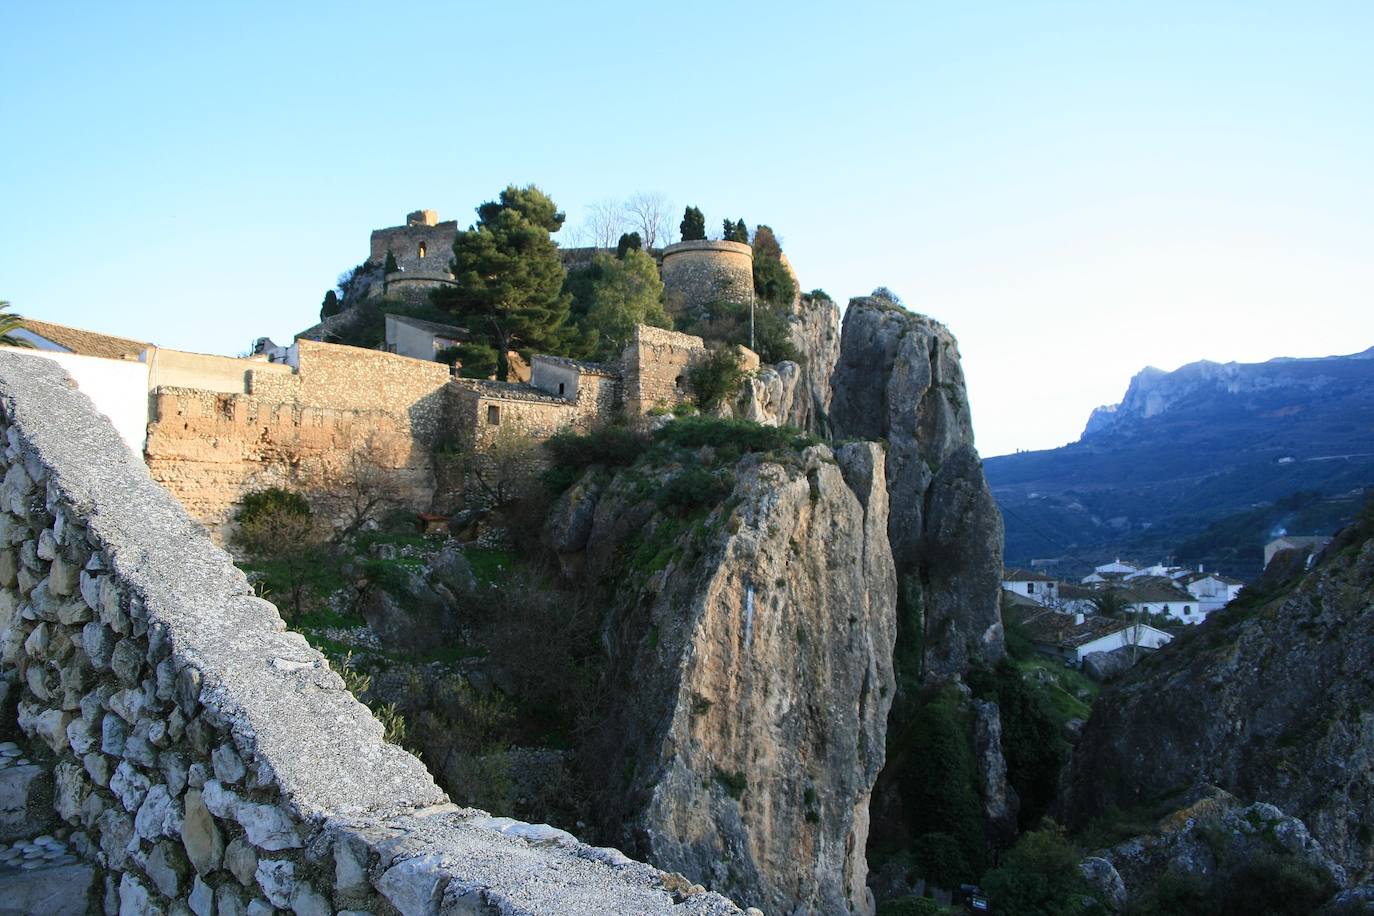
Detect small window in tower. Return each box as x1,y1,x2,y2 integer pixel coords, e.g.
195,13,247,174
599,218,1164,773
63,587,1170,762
418,241,427,259
674,375,686,393
558,382,566,396
487,405,500,425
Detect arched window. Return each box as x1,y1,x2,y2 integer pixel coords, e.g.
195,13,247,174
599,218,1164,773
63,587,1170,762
418,241,427,259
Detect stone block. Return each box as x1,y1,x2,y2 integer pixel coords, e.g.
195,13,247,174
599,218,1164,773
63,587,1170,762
182,788,224,875
146,838,190,898
225,835,258,886
0,763,52,842
0,861,97,916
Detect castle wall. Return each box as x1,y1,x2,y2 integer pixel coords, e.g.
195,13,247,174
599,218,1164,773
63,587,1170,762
0,351,745,916
621,325,706,416
146,347,292,397
660,240,754,317
368,221,458,290
146,341,454,540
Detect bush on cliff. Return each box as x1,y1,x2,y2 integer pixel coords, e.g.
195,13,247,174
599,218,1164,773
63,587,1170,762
968,658,1068,831
981,821,1102,916
688,346,745,410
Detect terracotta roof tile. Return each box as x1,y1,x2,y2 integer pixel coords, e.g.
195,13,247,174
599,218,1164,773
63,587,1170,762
20,319,150,360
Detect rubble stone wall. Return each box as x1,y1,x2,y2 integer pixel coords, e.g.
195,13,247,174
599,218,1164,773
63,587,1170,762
0,351,746,916
620,326,706,416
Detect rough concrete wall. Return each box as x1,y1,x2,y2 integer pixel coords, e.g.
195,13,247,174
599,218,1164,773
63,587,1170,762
621,326,705,416
660,241,755,316
0,351,747,916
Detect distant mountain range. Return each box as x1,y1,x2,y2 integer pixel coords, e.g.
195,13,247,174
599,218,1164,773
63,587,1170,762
984,347,1374,580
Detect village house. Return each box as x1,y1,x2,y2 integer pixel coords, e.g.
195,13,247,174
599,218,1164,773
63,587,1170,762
1019,609,1174,666
1179,569,1244,613
1000,567,1060,606
383,314,466,362
1121,578,1207,625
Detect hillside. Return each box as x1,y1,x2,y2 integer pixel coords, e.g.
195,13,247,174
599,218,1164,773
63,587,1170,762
985,347,1374,579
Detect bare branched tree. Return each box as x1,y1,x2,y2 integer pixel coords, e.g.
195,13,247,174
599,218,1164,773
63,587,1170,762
582,198,628,249
305,430,407,539
624,192,674,249
450,423,538,508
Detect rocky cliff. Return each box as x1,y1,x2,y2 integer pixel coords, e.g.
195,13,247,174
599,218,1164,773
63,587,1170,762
829,296,1004,681
1067,511,1374,882
551,440,897,915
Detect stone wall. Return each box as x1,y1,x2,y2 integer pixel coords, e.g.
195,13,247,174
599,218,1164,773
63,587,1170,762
0,351,748,916
620,326,706,416
145,349,292,398
146,341,454,541
660,240,754,317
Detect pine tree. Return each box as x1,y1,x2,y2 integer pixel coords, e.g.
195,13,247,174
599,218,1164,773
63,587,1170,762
431,185,572,381
384,250,399,274
320,289,341,320
680,206,706,241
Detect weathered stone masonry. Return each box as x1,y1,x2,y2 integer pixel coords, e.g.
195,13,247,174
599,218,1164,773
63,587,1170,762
0,352,747,916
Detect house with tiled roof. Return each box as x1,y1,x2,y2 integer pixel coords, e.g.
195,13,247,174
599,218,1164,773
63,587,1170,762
1001,567,1060,606
1180,570,1244,612
1122,579,1208,625
1019,609,1173,666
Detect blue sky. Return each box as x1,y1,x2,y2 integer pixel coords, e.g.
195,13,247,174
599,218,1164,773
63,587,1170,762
3,2,1372,456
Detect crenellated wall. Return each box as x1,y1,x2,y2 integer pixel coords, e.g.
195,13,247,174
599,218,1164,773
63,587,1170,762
0,351,748,916
145,340,454,541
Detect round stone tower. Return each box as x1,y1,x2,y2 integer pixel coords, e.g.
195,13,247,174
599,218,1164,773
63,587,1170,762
660,239,754,316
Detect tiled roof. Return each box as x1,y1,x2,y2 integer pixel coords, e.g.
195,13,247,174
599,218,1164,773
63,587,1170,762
1021,611,1132,649
533,354,621,377
451,379,575,405
19,319,150,360
1003,567,1056,582
1124,582,1194,604
385,314,467,338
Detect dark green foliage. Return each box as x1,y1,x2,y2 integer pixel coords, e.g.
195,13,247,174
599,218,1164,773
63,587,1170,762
688,346,745,410
713,766,747,799
545,426,648,473
893,689,986,884
680,205,706,241
912,832,970,891
384,250,399,274
615,231,642,258
431,184,572,381
452,341,499,379
1127,849,1336,916
1002,601,1036,661
723,218,748,243
803,289,832,303
981,822,1102,916
562,250,669,361
320,289,341,320
751,225,796,307
656,467,734,515
235,487,311,525
651,414,816,457
876,897,957,916
968,658,1068,830
675,298,802,365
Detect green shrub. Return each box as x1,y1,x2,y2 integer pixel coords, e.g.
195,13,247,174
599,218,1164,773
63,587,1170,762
877,897,956,916
981,821,1101,916
656,467,734,515
544,426,648,484
680,206,706,241
235,487,311,526
912,832,970,891
652,415,813,454
687,347,745,410
967,658,1068,830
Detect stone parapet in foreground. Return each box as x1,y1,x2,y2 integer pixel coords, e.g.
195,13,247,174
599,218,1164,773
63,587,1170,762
0,350,745,914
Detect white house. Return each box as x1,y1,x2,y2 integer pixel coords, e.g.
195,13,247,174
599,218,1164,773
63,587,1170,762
1123,580,1207,625
1020,610,1174,666
1181,571,1244,613
1001,568,1060,606
383,314,466,362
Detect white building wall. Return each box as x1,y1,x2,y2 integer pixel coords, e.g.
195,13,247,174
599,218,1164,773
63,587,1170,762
8,349,149,458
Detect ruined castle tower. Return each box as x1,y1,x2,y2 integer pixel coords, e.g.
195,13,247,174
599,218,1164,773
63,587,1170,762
659,239,754,317
368,209,459,295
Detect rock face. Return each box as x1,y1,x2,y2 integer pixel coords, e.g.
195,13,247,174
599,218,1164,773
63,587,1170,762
1092,786,1347,903
829,296,1004,680
565,442,897,915
1068,519,1374,881
784,292,842,436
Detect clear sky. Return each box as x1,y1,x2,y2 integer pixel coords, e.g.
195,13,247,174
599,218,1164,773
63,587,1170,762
3,2,1371,457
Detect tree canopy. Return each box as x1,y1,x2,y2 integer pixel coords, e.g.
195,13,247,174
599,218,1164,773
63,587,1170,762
432,184,572,380
724,219,749,243
564,249,669,361
680,206,706,241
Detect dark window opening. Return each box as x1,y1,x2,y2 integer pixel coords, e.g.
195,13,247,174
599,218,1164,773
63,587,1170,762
674,374,686,393
418,241,427,259
558,382,566,396
487,405,500,425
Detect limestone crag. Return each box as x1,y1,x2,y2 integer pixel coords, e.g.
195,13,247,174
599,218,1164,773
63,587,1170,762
784,292,841,436
829,296,1004,680
1067,517,1374,882
562,442,897,915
